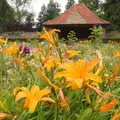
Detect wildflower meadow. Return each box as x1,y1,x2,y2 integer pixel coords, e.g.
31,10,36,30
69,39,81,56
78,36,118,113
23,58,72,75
0,29,120,120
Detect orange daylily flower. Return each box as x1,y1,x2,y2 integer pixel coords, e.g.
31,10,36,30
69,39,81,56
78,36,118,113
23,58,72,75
44,57,59,71
13,85,55,112
114,51,120,58
0,113,12,120
13,87,28,96
112,111,120,120
66,50,80,58
4,43,19,55
99,100,118,112
0,38,7,45
13,57,29,67
55,58,102,89
40,29,60,45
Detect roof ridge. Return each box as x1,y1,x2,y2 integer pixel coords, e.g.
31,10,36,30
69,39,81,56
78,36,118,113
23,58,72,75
43,3,109,25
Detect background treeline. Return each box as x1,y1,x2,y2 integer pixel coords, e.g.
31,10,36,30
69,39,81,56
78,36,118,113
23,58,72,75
0,0,120,32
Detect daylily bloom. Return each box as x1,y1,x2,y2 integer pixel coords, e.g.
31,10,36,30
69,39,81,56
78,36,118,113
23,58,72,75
55,58,102,89
112,111,120,120
0,113,12,120
13,85,55,112
0,38,7,45
99,100,118,112
44,57,59,71
39,28,60,45
66,50,80,58
4,42,19,55
13,57,29,67
114,51,120,58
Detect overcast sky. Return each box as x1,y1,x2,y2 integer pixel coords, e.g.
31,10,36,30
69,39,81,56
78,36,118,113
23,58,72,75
31,0,78,20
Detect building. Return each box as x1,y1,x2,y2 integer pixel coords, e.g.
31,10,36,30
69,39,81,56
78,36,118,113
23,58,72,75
43,3,109,39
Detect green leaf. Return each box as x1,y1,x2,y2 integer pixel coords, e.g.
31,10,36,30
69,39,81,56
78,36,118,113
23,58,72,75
76,108,92,120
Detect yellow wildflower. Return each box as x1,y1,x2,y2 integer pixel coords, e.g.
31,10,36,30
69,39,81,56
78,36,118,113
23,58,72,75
4,42,19,55
66,50,80,58
13,85,55,112
0,38,7,45
44,57,59,71
55,58,102,89
39,28,60,45
13,57,29,67
114,51,120,58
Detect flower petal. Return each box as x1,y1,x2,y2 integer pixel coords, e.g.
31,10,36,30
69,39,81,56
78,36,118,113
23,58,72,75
15,91,27,102
13,87,28,96
87,73,103,83
29,100,38,113
41,97,55,103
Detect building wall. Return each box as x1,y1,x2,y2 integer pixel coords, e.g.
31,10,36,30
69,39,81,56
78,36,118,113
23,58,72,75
44,24,107,40
45,25,92,40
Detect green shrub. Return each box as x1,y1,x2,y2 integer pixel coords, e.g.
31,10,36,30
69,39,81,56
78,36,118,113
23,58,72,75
89,26,104,43
66,30,78,44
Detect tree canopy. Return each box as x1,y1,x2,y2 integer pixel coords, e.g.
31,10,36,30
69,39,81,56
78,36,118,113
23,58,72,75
0,0,120,32
104,0,120,31
37,4,47,30
0,0,15,32
9,0,32,22
66,0,75,9
0,0,33,32
37,0,60,30
46,0,60,21
78,0,103,16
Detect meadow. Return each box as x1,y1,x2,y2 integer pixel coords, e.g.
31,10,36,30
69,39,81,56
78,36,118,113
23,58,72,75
0,29,120,120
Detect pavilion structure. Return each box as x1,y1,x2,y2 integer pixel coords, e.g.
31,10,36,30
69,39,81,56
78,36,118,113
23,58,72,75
43,3,109,39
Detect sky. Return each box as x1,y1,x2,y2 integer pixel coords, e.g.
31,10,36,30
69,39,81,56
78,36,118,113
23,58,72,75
31,0,78,20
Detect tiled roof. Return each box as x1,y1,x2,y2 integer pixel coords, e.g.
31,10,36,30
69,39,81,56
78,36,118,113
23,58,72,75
43,3,109,25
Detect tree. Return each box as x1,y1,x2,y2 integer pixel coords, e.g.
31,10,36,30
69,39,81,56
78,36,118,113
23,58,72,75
24,13,34,31
37,0,60,30
104,0,120,31
66,0,75,9
37,4,47,30
46,0,60,21
78,0,102,16
0,0,15,32
8,0,32,23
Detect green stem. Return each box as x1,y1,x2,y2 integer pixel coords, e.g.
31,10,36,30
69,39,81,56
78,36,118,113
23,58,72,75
53,90,58,120
56,47,62,63
54,102,58,120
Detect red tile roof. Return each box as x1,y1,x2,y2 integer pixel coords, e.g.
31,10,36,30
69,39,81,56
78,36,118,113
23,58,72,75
43,3,109,25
